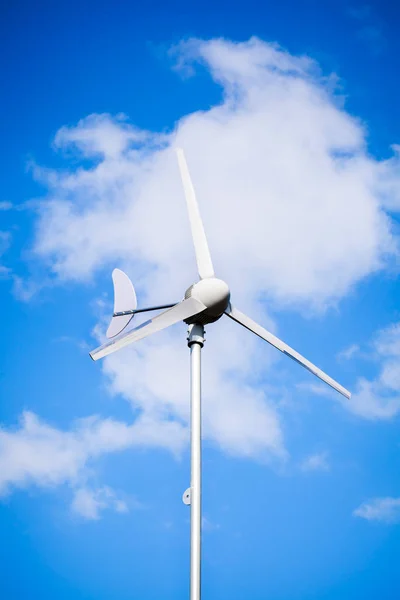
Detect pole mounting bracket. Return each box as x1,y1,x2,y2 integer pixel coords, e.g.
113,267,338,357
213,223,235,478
182,487,191,506
187,323,205,348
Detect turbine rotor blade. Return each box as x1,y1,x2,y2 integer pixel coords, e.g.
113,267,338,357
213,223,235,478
176,148,215,279
225,305,351,399
90,297,207,361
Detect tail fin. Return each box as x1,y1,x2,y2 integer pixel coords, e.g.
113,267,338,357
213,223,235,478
106,269,137,338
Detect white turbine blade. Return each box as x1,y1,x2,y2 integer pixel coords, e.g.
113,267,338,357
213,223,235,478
176,148,215,279
106,269,137,338
91,297,207,361
225,306,351,399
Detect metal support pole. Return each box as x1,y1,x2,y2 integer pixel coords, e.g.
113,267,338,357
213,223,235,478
187,323,205,600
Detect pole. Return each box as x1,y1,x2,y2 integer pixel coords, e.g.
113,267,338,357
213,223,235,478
187,323,205,600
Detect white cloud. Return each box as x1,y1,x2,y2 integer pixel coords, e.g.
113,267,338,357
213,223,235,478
100,316,286,459
31,38,399,307
346,322,400,419
0,411,187,512
0,230,12,278
353,497,400,523
300,452,330,472
71,486,128,520
337,344,360,361
302,321,400,419
0,201,12,211
15,37,400,471
377,145,400,210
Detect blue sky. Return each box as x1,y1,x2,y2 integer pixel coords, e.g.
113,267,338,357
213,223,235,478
1,1,400,599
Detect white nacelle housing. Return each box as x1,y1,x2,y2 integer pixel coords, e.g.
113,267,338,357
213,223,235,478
185,278,230,324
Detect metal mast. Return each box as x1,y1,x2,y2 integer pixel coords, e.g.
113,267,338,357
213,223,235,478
185,323,205,600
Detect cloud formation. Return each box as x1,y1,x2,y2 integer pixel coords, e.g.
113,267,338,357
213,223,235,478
33,39,399,309
6,37,400,507
300,452,330,472
346,321,400,419
71,486,129,520
0,411,186,516
0,230,12,278
354,497,400,523
28,39,400,445
337,344,360,361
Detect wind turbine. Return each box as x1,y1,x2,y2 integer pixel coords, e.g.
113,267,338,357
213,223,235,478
90,148,351,600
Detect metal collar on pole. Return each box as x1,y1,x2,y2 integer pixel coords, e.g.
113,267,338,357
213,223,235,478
187,323,205,348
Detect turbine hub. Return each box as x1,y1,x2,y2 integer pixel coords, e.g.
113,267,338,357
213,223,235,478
184,278,230,324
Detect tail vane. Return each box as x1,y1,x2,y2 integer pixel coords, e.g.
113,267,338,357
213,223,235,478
91,297,207,361
106,269,137,338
